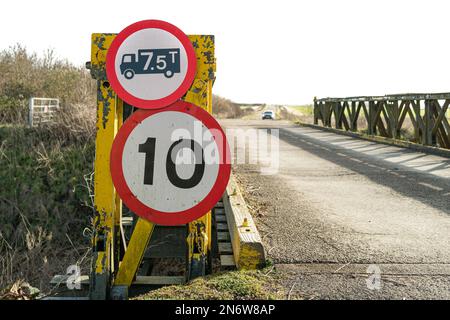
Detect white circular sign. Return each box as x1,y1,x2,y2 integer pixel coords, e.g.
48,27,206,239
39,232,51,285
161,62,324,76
123,111,219,212
106,20,197,109
110,101,231,226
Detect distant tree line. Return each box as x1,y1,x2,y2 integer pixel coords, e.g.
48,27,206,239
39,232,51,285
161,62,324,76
212,95,245,118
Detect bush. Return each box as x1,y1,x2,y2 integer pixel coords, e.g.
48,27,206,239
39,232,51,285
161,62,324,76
0,123,95,292
0,45,96,292
0,44,96,125
213,95,243,119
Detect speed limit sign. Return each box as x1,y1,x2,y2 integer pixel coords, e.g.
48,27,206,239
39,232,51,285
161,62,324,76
110,101,231,225
106,20,197,109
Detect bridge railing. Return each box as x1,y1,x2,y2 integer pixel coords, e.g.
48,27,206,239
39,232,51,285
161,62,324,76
313,93,450,149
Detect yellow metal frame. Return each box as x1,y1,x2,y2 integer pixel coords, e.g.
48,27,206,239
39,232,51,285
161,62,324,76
89,33,124,300
184,35,215,269
89,33,216,298
114,218,154,285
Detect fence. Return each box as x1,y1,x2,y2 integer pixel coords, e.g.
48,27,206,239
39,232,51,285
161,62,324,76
314,93,450,149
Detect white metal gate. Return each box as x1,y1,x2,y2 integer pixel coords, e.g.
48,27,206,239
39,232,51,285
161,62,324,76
28,97,59,126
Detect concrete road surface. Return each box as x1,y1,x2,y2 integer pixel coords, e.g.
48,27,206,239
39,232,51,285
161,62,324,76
220,119,450,299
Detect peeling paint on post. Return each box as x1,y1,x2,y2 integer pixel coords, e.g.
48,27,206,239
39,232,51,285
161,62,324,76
184,35,216,279
89,33,123,300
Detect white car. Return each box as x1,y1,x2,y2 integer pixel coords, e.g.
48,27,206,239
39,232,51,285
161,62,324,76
262,110,275,120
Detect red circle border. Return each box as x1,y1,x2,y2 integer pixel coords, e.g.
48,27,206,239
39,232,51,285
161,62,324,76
110,101,231,226
106,20,197,109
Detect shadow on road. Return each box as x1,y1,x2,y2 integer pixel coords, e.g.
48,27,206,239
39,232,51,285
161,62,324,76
275,128,450,215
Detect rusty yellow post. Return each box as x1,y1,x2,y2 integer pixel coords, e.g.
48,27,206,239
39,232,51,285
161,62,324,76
88,34,123,300
184,35,216,278
113,98,123,271
114,218,154,287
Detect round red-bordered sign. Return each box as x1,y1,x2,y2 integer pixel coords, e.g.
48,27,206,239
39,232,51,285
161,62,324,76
110,100,231,226
106,20,197,109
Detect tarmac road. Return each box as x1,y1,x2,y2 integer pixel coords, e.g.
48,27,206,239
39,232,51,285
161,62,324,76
220,119,450,299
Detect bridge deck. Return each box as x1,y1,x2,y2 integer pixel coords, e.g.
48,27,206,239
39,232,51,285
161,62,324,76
221,119,450,299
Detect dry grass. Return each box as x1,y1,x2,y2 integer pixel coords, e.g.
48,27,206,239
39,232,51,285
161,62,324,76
0,107,96,293
0,45,97,295
0,44,96,125
213,95,247,119
134,268,286,300
278,106,314,123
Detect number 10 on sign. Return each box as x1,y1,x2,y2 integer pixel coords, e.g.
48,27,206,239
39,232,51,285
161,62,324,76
110,101,231,226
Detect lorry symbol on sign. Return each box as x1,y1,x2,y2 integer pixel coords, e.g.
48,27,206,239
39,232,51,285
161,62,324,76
120,48,180,80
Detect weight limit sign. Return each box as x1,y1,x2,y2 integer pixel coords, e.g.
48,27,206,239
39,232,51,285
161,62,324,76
106,19,197,109
110,101,231,226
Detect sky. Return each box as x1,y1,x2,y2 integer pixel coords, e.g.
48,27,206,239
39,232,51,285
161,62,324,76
1,0,449,105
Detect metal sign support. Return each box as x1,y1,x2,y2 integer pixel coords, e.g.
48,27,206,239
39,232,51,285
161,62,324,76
87,33,216,300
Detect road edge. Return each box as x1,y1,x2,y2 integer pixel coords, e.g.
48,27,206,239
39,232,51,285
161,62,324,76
223,173,266,269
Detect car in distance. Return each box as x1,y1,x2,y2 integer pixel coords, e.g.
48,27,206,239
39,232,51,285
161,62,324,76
262,110,275,120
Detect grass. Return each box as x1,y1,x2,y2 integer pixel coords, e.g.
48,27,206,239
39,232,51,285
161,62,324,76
0,107,95,293
133,268,286,300
0,45,97,295
285,105,313,116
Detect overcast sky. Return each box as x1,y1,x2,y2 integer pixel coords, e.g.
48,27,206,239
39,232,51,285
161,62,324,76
1,0,449,105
